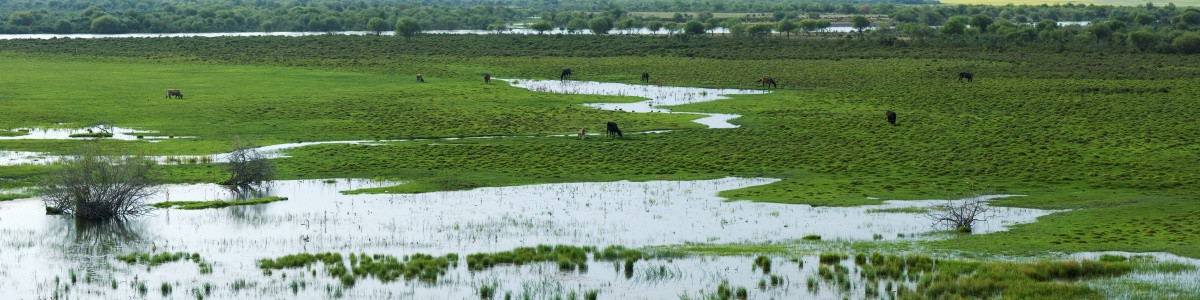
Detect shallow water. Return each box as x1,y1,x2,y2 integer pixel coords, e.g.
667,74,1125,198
0,126,184,141
500,79,768,128
0,177,1056,298
1070,251,1200,299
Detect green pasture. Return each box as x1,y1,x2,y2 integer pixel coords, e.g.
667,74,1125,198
0,35,1198,260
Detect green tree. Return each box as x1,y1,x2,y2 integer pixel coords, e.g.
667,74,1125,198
90,15,125,34
970,14,993,33
531,20,553,34
851,15,871,33
647,21,663,33
588,16,613,34
748,23,773,38
942,16,969,35
394,18,421,40
1179,11,1200,26
367,17,389,35
53,20,73,34
566,17,587,33
1127,30,1159,51
684,20,705,35
776,19,798,37
1172,33,1200,53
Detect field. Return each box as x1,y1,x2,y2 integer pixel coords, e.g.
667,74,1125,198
1,34,1199,298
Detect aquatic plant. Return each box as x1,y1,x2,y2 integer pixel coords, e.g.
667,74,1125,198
466,245,590,272
801,234,821,241
752,255,771,274
819,252,846,264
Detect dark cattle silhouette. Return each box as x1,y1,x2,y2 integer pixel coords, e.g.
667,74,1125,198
483,73,491,84
886,110,897,126
560,69,573,81
166,89,183,99
757,77,777,88
641,72,650,83
417,74,425,83
606,122,622,138
958,72,973,83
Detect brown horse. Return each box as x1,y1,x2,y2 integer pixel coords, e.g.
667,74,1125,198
757,77,777,88
166,89,183,99
886,110,897,125
483,73,491,84
578,128,586,140
417,74,425,83
958,72,973,83
641,72,650,83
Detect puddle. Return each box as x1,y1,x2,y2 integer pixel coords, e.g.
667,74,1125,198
499,79,768,128
1,126,188,141
0,177,1057,298
0,150,63,165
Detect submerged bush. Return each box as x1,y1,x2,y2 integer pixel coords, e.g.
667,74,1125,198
42,147,158,221
223,138,273,187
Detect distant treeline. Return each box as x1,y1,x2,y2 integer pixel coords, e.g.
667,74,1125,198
1,0,1200,54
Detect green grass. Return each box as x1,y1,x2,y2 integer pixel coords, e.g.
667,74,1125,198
866,207,932,214
150,196,288,210
0,191,34,201
0,35,1199,261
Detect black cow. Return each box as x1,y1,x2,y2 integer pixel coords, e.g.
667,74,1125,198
606,122,623,138
641,72,650,83
483,73,491,84
417,74,425,83
560,69,573,81
166,89,183,99
886,110,897,126
958,72,973,83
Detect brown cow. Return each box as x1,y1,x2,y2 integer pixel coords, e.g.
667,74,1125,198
757,77,777,88
578,128,586,140
166,89,183,99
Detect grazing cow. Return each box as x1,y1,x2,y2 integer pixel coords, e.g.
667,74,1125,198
641,72,650,83
560,69,573,81
483,73,491,84
166,89,183,99
757,77,777,88
606,122,622,138
578,128,586,140
416,74,425,83
958,72,973,83
886,110,897,126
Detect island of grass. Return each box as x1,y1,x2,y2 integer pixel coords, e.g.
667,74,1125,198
67,132,114,138
151,196,287,209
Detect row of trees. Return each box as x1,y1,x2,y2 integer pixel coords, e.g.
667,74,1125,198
1,0,1196,34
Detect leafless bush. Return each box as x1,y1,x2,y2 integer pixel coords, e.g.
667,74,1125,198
43,147,158,221
925,194,991,234
223,138,273,187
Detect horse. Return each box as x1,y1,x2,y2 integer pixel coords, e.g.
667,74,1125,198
958,72,973,83
757,77,777,88
606,122,622,138
417,74,425,83
483,73,491,84
886,110,897,126
560,69,573,81
641,72,650,83
166,89,183,99
578,128,586,140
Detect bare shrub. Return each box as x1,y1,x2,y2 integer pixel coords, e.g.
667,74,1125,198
925,194,991,233
223,138,273,187
43,147,158,221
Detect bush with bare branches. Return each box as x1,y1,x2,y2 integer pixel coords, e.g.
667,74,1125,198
42,147,158,221
925,196,991,233
222,139,273,187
